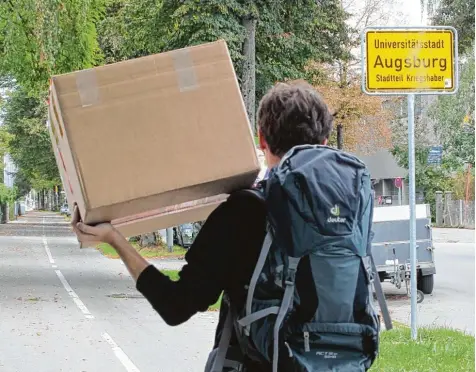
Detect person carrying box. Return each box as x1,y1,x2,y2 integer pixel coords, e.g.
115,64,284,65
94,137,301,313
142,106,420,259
72,81,389,372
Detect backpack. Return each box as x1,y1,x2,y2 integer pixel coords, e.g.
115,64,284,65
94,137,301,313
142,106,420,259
205,145,392,372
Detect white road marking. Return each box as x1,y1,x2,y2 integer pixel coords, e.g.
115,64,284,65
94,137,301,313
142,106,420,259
102,332,141,372
55,269,94,319
42,236,55,264
39,214,140,369
0,236,78,242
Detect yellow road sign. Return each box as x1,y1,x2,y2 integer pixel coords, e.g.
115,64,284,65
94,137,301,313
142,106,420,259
363,28,457,94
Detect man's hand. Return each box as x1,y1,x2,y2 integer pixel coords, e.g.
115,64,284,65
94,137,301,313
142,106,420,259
71,204,117,245
71,204,150,281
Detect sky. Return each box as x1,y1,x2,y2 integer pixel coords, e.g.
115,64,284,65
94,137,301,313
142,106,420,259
394,0,427,26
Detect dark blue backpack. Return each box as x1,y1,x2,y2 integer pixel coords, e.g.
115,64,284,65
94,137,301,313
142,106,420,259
206,145,392,372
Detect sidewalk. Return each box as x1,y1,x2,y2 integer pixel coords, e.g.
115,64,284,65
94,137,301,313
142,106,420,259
432,227,475,244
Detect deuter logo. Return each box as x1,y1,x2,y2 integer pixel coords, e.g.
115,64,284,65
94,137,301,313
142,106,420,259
327,204,346,223
330,204,340,216
316,351,338,359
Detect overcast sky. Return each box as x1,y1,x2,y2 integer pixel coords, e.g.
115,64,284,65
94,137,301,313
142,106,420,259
394,0,427,26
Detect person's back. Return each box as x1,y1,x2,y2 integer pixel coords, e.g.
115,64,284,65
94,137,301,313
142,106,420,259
72,81,386,372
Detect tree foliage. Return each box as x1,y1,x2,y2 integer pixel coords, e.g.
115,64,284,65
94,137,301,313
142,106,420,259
0,0,358,196
98,0,348,97
0,88,60,193
307,0,398,153
314,74,393,153
428,45,475,168
391,46,475,210
0,0,105,95
0,183,16,205
425,0,475,55
392,145,453,218
0,0,105,194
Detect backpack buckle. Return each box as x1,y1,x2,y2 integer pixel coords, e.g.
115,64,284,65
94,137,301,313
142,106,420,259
362,256,375,285
284,257,300,285
284,268,297,286
367,267,375,283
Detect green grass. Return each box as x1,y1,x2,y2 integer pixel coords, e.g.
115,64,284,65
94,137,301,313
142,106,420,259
372,326,475,371
97,243,187,259
162,269,222,311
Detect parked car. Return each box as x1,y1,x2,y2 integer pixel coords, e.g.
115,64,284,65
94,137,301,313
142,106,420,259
60,204,70,216
173,223,201,248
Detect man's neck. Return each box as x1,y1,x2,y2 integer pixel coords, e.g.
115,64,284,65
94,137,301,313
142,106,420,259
266,154,281,170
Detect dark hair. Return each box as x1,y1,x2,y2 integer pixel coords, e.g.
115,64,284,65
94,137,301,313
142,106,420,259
257,81,333,157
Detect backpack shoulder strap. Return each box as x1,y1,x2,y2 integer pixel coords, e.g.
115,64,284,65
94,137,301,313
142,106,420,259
370,255,393,330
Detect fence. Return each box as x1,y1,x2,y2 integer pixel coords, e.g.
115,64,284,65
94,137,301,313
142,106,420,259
440,199,475,229
435,191,475,229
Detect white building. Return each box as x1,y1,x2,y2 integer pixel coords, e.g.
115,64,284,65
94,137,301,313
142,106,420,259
3,153,16,188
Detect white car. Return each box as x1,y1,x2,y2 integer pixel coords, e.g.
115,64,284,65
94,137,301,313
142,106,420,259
60,204,70,216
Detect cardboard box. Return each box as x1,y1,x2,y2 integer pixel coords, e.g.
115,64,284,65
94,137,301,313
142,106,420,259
113,194,228,237
47,40,259,236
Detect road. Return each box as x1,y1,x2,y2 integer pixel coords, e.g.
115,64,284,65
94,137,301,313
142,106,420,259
0,212,217,372
383,227,475,334
0,212,473,371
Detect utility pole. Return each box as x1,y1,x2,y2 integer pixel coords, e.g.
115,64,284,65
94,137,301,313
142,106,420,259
166,228,174,253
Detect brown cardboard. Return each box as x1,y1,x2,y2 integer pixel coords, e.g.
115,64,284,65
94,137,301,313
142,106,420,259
113,195,227,237
47,40,259,235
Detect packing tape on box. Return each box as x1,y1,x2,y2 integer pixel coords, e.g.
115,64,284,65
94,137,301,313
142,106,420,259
76,69,100,107
171,48,199,92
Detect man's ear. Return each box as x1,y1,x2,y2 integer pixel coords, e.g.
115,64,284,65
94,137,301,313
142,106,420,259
258,129,267,151
322,138,328,146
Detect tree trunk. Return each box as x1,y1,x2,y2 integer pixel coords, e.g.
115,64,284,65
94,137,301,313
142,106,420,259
337,124,344,150
139,232,157,248
241,16,257,134
39,190,44,210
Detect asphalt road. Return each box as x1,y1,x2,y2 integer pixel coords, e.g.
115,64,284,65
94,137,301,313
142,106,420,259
0,213,473,372
0,212,217,372
383,227,475,334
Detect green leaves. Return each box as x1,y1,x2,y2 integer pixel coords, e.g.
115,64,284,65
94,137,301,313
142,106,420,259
429,46,475,168
0,0,105,95
0,0,349,195
427,0,475,55
0,88,60,194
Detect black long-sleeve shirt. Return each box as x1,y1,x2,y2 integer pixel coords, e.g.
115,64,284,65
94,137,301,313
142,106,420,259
136,191,267,345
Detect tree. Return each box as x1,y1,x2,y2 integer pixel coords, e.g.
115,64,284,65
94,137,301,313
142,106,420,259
0,0,105,96
429,45,475,168
0,88,60,194
307,0,400,152
391,46,475,215
0,1,107,200
97,0,167,63
424,0,475,54
121,0,349,132
313,72,393,153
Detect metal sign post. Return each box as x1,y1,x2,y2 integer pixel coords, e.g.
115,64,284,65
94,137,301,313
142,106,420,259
407,93,418,339
361,26,459,340
394,177,403,205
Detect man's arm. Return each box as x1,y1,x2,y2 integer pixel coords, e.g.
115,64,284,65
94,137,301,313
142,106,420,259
108,233,150,281
71,196,259,326
71,206,149,281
